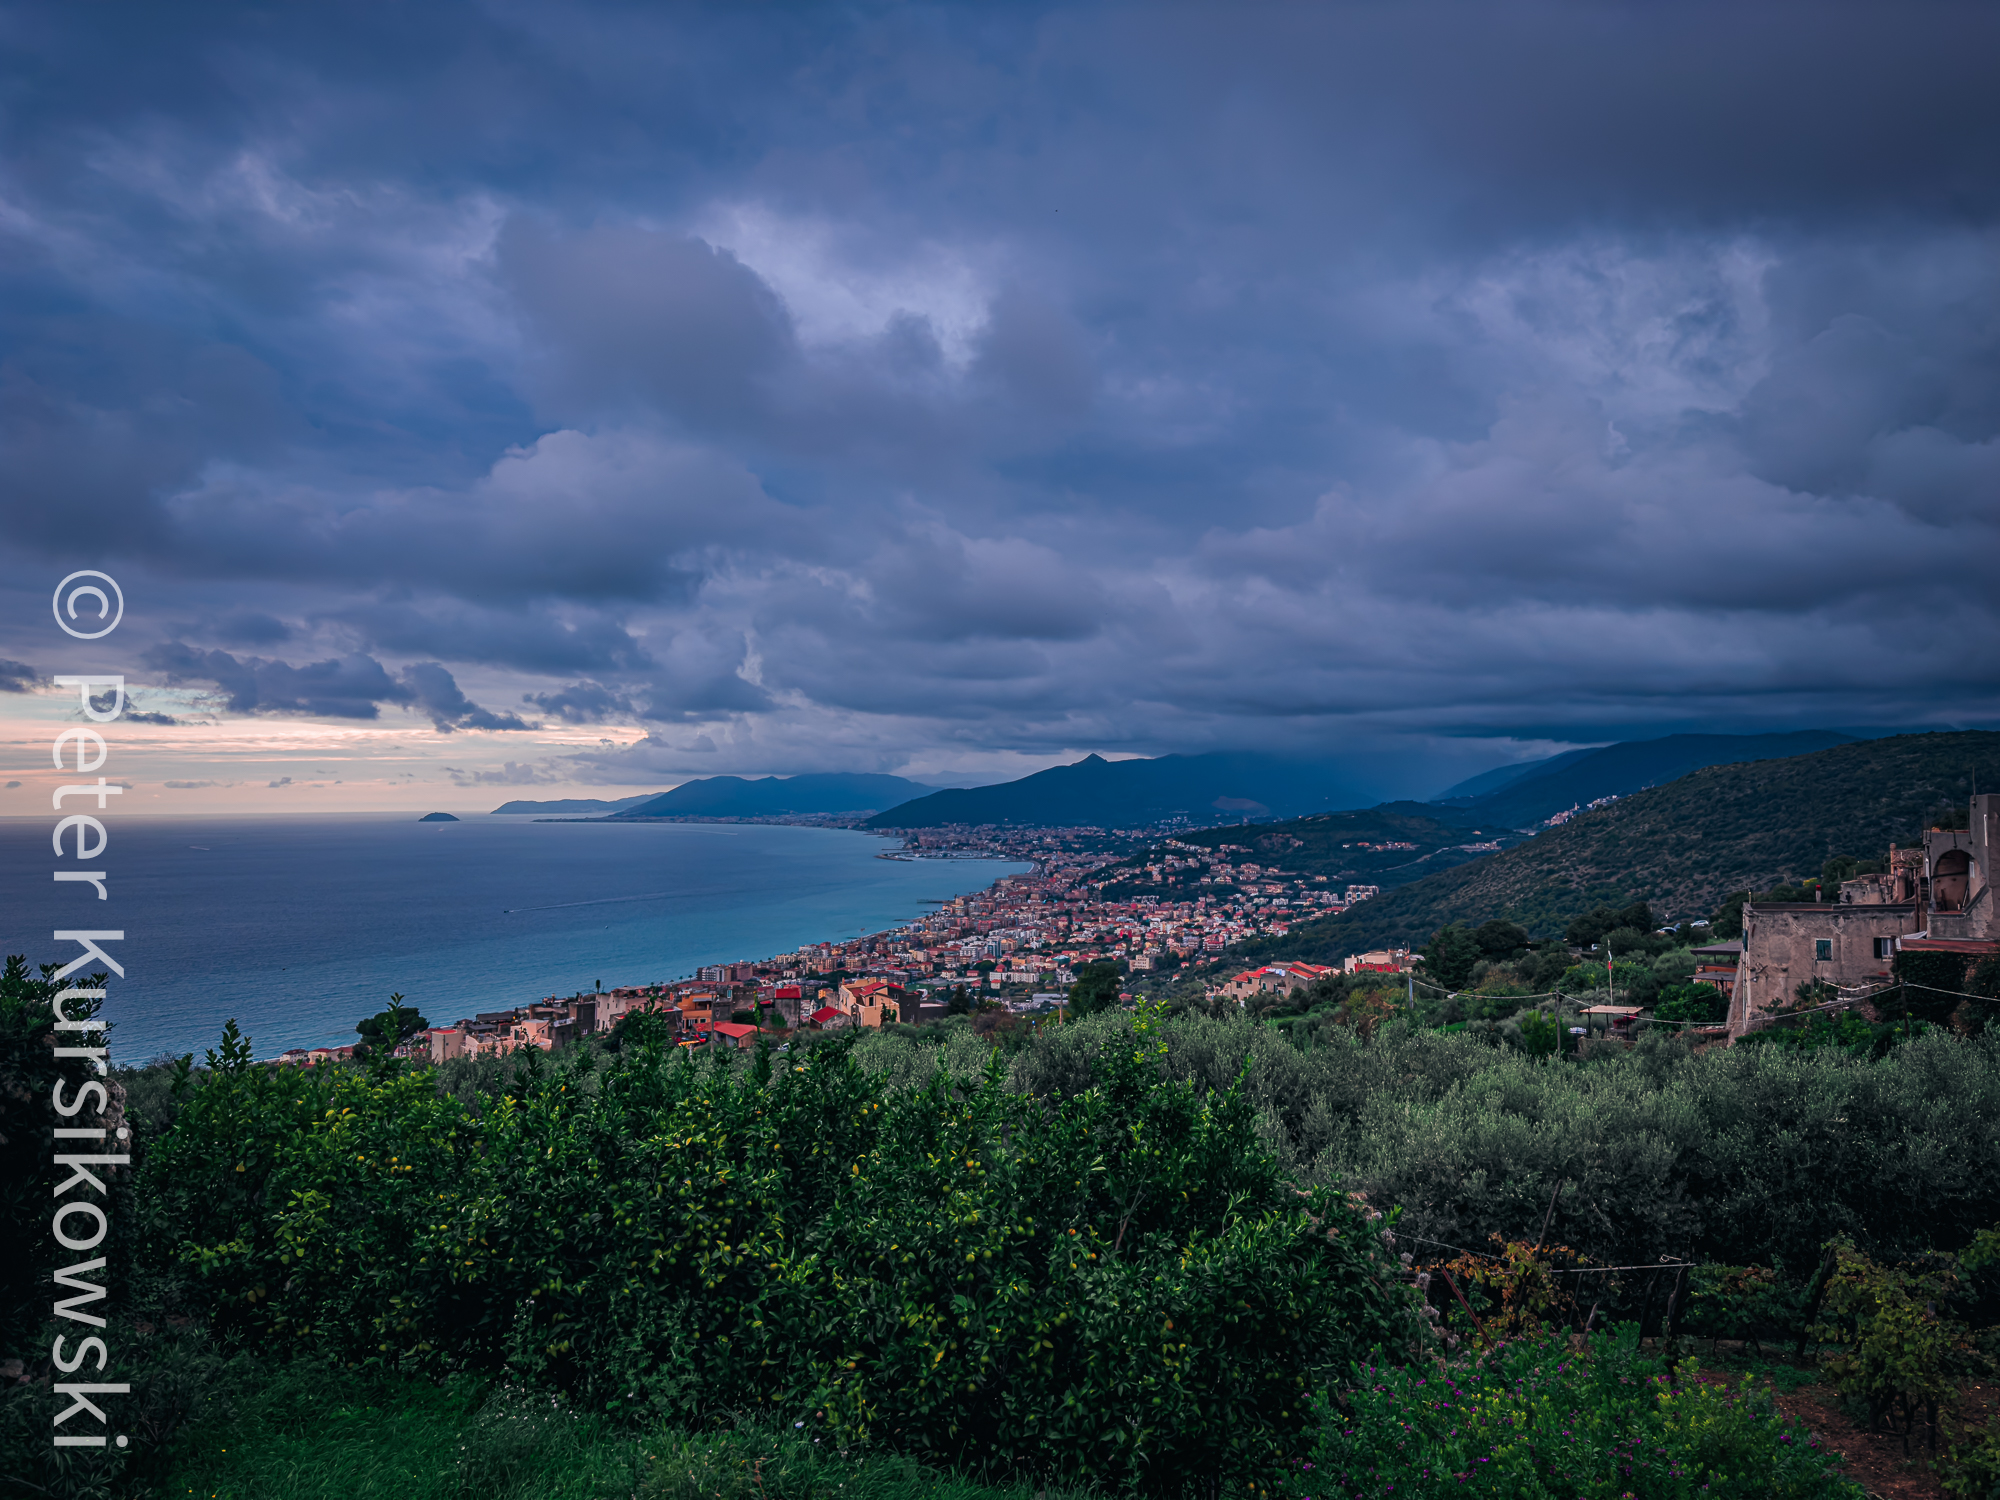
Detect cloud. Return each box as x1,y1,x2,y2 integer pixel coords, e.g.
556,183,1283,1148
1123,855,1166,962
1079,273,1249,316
0,660,37,693
501,220,797,429
142,643,534,731
4,780,19,789
164,780,226,788
523,680,637,724
122,710,180,725
445,760,561,786
268,776,294,788
397,661,534,732
0,4,1995,796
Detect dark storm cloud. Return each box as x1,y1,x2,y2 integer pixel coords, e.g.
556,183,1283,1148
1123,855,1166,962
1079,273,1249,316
143,643,533,731
0,659,38,692
523,680,636,724
4,1,1998,791
399,662,536,733
143,644,411,720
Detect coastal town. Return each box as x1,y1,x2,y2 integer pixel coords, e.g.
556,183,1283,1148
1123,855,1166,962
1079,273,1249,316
274,820,1398,1065
272,786,1999,1067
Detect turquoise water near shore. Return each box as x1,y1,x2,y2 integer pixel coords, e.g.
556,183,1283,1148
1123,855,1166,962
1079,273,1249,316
0,814,1028,1062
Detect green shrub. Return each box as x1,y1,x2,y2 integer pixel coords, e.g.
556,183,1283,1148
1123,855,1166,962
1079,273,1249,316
0,953,116,1361
1288,1325,1859,1499
1653,984,1728,1026
1809,1243,1970,1454
139,1348,1086,1500
141,1003,1423,1493
1737,1010,1902,1057
1679,1264,1807,1353
1944,1414,2000,1500
1894,949,1976,1028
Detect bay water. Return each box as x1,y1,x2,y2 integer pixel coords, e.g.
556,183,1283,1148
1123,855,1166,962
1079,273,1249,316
2,813,1028,1063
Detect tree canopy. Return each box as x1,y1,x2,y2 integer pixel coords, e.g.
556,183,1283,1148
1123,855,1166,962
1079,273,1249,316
1066,960,1124,1017
355,994,429,1053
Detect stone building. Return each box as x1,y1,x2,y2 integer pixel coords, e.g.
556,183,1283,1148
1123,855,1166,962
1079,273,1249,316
1728,792,1997,1038
1729,900,1915,1034
1925,793,1995,940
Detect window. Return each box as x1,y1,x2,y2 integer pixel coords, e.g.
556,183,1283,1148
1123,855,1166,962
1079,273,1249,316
1815,939,1832,961
1875,936,1895,960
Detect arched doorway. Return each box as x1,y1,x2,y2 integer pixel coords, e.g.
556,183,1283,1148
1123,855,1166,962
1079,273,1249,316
1934,849,1973,911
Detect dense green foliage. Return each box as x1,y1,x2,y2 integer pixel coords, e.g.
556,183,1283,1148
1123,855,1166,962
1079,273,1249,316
1894,948,1981,1027
1809,1243,1969,1453
13,952,2000,1497
196,1367,1097,1500
352,992,429,1060
1652,984,1729,1025
137,1005,1420,1493
1288,1326,1858,1498
0,954,116,1362
1247,729,2000,953
981,1013,2000,1281
1414,925,1492,988
1565,902,1656,947
1065,960,1125,1016
6,1340,1101,1500
1442,730,1858,831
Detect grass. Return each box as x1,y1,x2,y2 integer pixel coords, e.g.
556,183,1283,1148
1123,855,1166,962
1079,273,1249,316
150,1358,1095,1500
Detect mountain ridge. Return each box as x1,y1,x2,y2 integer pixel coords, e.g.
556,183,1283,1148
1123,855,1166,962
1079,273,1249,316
1231,729,2000,963
1438,730,1858,828
611,772,932,819
864,752,1381,830
491,792,663,815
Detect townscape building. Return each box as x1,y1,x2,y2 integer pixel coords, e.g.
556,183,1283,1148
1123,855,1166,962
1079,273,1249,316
1728,793,1999,1038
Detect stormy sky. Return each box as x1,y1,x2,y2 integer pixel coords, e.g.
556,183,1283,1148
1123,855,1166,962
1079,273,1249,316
3,1,1998,810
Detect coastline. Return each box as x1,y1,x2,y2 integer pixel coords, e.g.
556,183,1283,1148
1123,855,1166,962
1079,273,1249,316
0,814,1032,1063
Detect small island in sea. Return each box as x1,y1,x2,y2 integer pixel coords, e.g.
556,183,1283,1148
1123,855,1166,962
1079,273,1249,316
417,811,460,822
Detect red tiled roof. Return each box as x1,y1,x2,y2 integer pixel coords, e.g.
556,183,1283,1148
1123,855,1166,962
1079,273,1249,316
1901,937,2000,956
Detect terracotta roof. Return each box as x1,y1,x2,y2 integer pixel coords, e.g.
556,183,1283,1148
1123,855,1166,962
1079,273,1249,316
1900,937,2000,956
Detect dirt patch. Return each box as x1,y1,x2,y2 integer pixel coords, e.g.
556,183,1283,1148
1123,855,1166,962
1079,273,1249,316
1763,1378,2000,1500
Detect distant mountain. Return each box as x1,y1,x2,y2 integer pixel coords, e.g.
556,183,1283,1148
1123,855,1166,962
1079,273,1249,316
1434,747,1601,803
864,752,1381,830
1441,731,1858,828
1240,730,2000,961
611,772,931,819
417,811,460,822
491,793,663,815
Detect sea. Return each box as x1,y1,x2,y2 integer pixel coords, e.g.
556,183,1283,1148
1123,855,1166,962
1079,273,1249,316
3,813,1030,1063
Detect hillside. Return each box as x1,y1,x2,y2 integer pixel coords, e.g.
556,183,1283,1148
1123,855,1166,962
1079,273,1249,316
1093,802,1513,898
864,751,1379,829
1241,729,2000,961
1442,730,1857,827
611,772,930,818
1434,746,1599,801
491,792,661,815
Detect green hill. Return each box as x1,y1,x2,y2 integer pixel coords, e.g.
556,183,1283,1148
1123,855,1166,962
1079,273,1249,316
1440,730,1857,827
1091,802,1515,898
1241,729,2000,961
